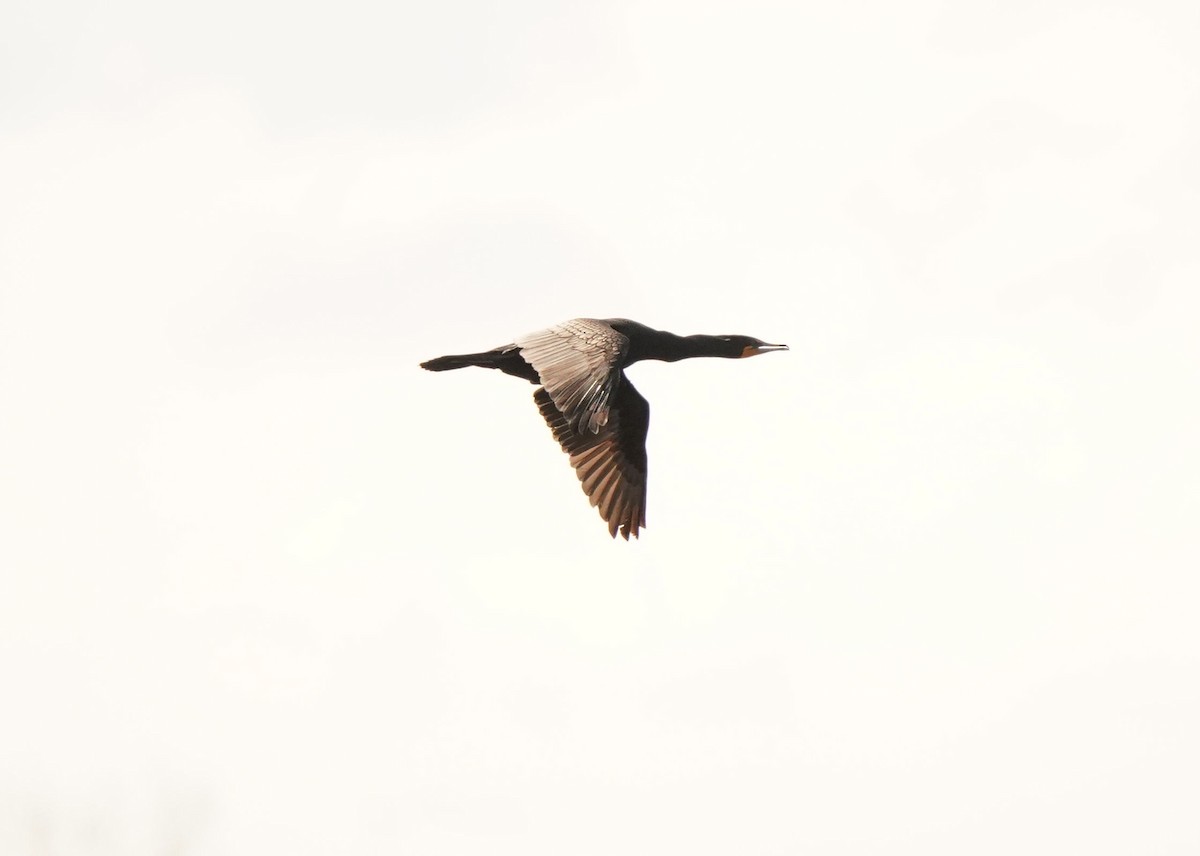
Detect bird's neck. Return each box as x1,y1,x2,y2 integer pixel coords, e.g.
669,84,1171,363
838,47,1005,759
636,333,731,363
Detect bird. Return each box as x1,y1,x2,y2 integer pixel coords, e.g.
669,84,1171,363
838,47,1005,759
420,318,788,539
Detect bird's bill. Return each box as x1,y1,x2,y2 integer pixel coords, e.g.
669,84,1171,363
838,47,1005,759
741,343,789,358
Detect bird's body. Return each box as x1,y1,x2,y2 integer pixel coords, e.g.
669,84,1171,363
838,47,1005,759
420,318,787,539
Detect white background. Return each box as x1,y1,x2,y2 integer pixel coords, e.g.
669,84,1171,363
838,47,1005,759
2,1,1198,853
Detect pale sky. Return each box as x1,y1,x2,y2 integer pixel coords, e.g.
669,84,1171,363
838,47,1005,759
2,1,1199,854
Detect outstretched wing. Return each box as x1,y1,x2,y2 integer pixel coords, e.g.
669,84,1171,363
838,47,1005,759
515,319,629,435
534,378,649,540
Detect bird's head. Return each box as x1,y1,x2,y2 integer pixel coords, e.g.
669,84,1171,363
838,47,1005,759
715,335,790,359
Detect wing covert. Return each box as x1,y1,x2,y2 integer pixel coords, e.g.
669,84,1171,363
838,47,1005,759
515,319,629,435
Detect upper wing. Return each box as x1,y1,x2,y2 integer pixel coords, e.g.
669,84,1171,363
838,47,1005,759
515,319,629,435
534,378,649,540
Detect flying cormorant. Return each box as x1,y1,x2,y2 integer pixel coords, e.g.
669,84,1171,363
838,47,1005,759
420,318,788,539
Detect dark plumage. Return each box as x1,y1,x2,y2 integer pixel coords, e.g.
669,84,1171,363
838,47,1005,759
420,318,788,539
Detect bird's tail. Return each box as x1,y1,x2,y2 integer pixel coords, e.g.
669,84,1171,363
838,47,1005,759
420,351,506,372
